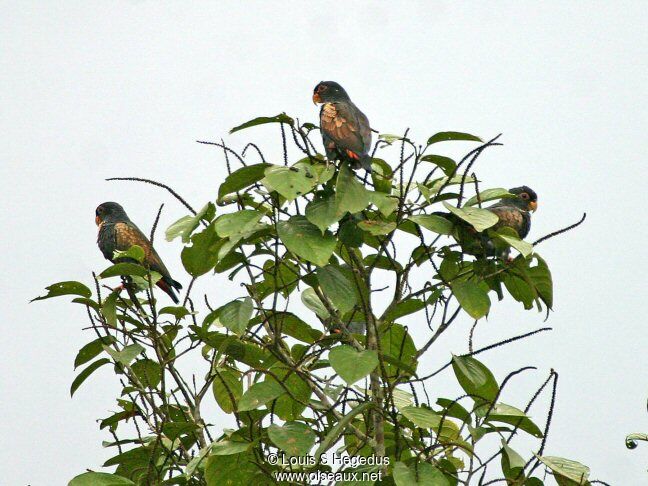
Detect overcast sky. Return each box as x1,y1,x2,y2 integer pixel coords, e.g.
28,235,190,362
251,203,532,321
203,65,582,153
1,1,647,484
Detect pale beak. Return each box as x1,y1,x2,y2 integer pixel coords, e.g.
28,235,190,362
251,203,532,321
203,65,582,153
529,201,538,212
95,215,102,226
312,92,322,105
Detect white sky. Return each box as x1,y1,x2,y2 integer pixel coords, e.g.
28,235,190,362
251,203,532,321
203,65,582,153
1,1,647,484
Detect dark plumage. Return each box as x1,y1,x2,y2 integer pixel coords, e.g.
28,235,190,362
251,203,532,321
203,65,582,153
312,81,372,171
96,202,182,303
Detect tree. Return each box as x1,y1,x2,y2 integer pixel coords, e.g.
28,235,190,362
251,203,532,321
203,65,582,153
35,113,603,485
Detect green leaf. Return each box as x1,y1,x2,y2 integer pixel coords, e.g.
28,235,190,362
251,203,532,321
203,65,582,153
104,343,144,366
529,255,553,309
401,405,444,429
484,403,543,438
71,358,110,397
99,262,147,279
393,462,454,486
237,380,285,412
31,281,92,301
380,324,418,378
277,216,336,266
266,365,311,420
383,299,425,321
181,224,221,277
427,131,482,145
420,154,457,176
443,201,499,232
212,368,243,414
317,265,357,314
536,456,590,485
74,336,116,369
371,158,393,193
101,291,118,327
335,164,371,215
229,113,294,134
410,214,455,235
305,193,340,233
268,422,316,457
210,440,250,456
314,402,372,459
112,245,145,263
69,472,136,486
452,281,490,319
301,287,330,319
218,164,270,200
329,345,378,384
501,441,526,480
131,359,162,389
159,305,191,319
217,298,254,336
357,219,396,235
452,355,499,406
465,188,512,207
370,191,398,216
205,451,264,485
262,165,318,201
214,210,264,238
493,227,533,257
166,202,215,242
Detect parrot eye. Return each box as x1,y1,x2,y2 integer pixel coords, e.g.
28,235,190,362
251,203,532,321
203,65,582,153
520,193,529,200
317,84,327,93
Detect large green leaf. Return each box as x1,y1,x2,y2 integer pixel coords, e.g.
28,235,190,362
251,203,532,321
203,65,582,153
452,281,491,319
268,422,316,457
380,324,418,378
31,281,92,302
74,336,116,369
501,441,526,481
317,265,357,313
393,462,454,486
465,188,512,207
370,191,398,216
205,451,264,486
131,359,162,389
482,403,543,438
528,255,553,309
214,210,264,238
536,456,590,485
210,440,251,456
335,164,371,215
400,405,443,429
443,201,499,232
409,214,455,235
266,365,311,420
181,224,221,277
216,298,254,336
229,113,294,134
71,358,110,397
301,287,330,319
277,216,336,266
212,368,243,414
427,131,482,145
262,165,318,201
69,472,135,486
493,227,533,257
358,219,396,235
218,164,270,200
420,154,457,176
99,263,148,279
314,402,372,459
104,343,144,366
237,380,285,412
305,192,340,233
451,355,499,405
166,202,215,242
329,345,378,384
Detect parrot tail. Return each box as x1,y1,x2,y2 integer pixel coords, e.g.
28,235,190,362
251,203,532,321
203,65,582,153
157,278,182,304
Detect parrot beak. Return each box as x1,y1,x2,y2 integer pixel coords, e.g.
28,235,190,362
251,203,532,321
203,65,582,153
312,92,322,104
95,215,102,226
529,201,538,212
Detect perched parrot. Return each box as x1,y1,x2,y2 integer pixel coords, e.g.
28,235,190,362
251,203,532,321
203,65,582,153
312,81,372,171
437,186,538,257
95,202,182,303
